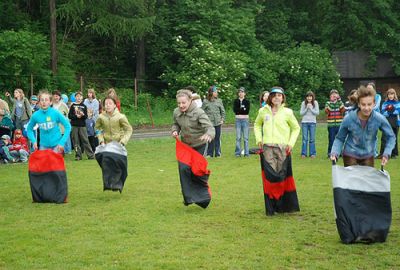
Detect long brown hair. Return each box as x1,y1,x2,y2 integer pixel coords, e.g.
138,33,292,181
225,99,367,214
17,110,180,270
206,85,217,101
304,91,316,107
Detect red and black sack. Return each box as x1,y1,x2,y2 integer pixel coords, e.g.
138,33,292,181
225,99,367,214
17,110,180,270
176,139,211,208
260,147,300,215
28,150,68,203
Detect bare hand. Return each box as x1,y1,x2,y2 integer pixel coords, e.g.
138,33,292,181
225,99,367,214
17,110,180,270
285,145,292,154
381,156,388,166
200,134,212,143
330,155,337,162
33,143,38,151
257,142,263,148
5,92,10,97
172,131,179,138
56,145,64,153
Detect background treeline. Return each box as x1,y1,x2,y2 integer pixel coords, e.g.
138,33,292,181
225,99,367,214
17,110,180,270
1,0,400,109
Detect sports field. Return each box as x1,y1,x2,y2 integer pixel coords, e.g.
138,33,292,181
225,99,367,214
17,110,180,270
1,126,399,269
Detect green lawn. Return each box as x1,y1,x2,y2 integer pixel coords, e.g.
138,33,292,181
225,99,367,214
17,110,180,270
1,126,399,269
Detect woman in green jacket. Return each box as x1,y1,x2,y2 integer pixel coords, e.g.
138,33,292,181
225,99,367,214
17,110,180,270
5,88,32,131
172,89,215,155
95,97,132,146
202,85,225,157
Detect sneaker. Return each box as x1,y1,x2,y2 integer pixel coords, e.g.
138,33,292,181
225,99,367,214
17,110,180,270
310,155,316,159
75,156,82,161
301,155,306,159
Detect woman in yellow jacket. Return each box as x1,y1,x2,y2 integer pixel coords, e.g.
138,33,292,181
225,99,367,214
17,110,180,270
95,97,132,146
254,87,301,215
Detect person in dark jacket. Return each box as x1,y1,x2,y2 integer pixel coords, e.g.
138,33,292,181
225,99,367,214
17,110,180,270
68,92,94,160
233,87,250,157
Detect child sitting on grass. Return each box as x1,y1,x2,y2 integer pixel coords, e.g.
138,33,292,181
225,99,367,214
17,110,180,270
9,129,30,162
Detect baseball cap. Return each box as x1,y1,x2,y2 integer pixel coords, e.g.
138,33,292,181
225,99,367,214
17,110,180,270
270,87,284,95
1,134,10,140
31,95,38,101
238,87,246,92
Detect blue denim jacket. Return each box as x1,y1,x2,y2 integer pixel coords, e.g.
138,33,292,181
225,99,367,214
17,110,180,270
331,109,395,158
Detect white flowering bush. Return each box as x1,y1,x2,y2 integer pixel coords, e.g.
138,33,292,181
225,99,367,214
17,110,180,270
161,36,249,100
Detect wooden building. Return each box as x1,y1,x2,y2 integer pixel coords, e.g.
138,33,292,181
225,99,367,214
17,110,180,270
333,51,400,96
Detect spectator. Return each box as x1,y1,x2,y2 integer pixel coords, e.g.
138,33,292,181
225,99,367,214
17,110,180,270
233,87,250,157
5,88,32,131
300,91,319,158
84,88,100,121
325,89,345,157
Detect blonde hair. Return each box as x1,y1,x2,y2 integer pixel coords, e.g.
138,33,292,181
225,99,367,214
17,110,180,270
14,88,25,100
176,89,192,100
38,90,52,101
386,88,398,101
87,88,96,98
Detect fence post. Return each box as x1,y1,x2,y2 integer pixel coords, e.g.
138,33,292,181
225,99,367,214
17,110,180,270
30,74,34,96
80,76,83,92
134,78,138,111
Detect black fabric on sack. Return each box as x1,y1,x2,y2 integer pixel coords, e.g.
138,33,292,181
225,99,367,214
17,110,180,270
95,141,128,193
332,165,392,244
176,139,211,209
28,150,68,204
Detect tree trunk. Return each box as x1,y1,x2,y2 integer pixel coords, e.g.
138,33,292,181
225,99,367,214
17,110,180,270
136,37,146,80
49,0,57,74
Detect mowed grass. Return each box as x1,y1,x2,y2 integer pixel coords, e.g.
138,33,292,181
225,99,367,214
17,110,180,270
0,125,399,269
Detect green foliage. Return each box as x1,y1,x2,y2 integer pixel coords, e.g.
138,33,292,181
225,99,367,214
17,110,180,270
0,30,50,90
161,37,248,100
1,129,400,269
278,43,342,106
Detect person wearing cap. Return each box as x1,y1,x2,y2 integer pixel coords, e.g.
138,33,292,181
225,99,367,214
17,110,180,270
0,134,15,163
30,95,39,113
325,89,345,157
254,86,300,154
202,85,225,157
233,87,251,157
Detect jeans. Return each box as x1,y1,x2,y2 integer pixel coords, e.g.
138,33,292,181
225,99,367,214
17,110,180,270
207,125,222,157
235,118,249,156
301,123,316,156
64,135,72,154
10,149,29,162
328,126,340,156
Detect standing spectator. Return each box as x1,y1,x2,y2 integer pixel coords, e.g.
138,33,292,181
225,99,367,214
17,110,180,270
0,108,13,138
202,85,225,157
330,86,395,167
86,109,98,152
344,89,358,116
379,88,400,158
233,87,250,157
106,88,121,112
0,96,10,116
325,89,345,157
84,88,100,121
185,85,202,108
26,91,71,153
260,91,269,108
300,91,319,158
52,90,71,154
30,95,40,113
9,129,29,162
5,88,32,131
172,89,215,155
68,92,94,160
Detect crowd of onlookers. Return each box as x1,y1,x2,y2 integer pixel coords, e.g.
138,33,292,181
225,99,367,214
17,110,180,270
0,87,120,164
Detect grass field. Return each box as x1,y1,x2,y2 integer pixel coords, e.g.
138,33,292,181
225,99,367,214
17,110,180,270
1,126,399,269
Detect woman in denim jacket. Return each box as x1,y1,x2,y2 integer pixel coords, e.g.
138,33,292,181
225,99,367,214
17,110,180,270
330,86,395,167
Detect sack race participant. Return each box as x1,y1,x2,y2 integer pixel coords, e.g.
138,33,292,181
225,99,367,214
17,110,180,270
176,139,211,208
332,164,391,244
95,97,132,193
28,149,68,203
254,87,300,215
171,89,215,208
95,141,128,193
